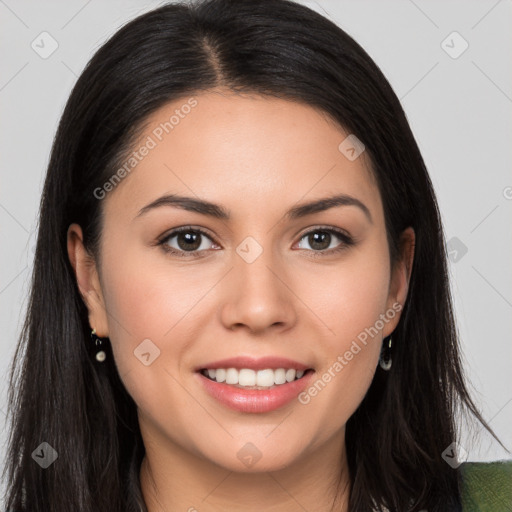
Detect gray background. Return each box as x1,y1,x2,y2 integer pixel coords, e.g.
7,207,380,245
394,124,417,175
1,0,511,495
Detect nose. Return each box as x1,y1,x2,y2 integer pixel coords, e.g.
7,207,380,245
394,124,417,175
219,245,298,335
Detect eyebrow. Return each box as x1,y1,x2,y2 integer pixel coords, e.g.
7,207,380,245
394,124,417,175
135,193,372,223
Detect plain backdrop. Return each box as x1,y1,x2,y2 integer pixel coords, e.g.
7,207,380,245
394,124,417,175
1,0,511,498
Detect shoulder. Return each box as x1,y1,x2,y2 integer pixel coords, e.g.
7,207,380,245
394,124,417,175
459,459,512,511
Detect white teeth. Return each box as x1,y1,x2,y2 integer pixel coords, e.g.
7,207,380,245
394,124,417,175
274,368,286,384
238,369,256,386
225,368,238,385
201,367,308,387
256,369,275,387
285,369,296,382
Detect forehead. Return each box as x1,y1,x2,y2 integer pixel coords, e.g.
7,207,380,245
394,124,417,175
103,90,381,224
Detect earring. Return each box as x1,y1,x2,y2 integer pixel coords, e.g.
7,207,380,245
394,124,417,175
91,328,107,362
379,336,393,371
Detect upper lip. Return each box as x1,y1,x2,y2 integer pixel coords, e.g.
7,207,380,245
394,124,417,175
195,356,312,372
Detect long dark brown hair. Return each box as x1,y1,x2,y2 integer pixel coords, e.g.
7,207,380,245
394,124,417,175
3,1,504,510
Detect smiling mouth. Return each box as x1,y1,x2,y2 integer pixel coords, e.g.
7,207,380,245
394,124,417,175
199,367,314,389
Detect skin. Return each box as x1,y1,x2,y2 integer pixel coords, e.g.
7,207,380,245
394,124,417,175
67,89,415,512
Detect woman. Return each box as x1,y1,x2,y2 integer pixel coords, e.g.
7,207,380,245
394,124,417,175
3,0,509,511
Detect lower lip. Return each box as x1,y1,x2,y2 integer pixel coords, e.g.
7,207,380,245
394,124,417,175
196,370,315,413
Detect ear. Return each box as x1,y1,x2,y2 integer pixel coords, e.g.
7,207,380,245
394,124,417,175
383,226,415,337
67,223,109,337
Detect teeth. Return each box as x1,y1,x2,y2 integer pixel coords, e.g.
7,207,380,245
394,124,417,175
239,369,257,387
201,367,308,388
274,368,286,385
226,368,238,384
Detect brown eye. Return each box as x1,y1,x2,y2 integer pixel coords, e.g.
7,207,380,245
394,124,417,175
296,227,354,254
159,227,218,256
174,231,202,251
307,231,332,251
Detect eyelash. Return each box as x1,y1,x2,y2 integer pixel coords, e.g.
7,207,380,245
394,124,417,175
156,225,355,259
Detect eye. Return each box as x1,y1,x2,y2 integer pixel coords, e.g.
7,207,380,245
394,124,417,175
157,225,355,259
158,227,219,257
295,227,354,255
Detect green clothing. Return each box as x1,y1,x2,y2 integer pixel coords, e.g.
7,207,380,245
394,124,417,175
460,460,512,511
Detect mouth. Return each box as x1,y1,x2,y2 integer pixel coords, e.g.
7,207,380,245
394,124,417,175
195,363,316,413
198,367,315,390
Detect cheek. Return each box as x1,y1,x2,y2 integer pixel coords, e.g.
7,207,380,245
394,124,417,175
99,249,209,424
299,244,391,348
98,244,216,377
292,240,390,420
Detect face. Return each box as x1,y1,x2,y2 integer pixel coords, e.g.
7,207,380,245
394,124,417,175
68,89,413,474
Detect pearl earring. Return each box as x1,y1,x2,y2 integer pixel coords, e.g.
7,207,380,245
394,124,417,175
91,328,107,362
